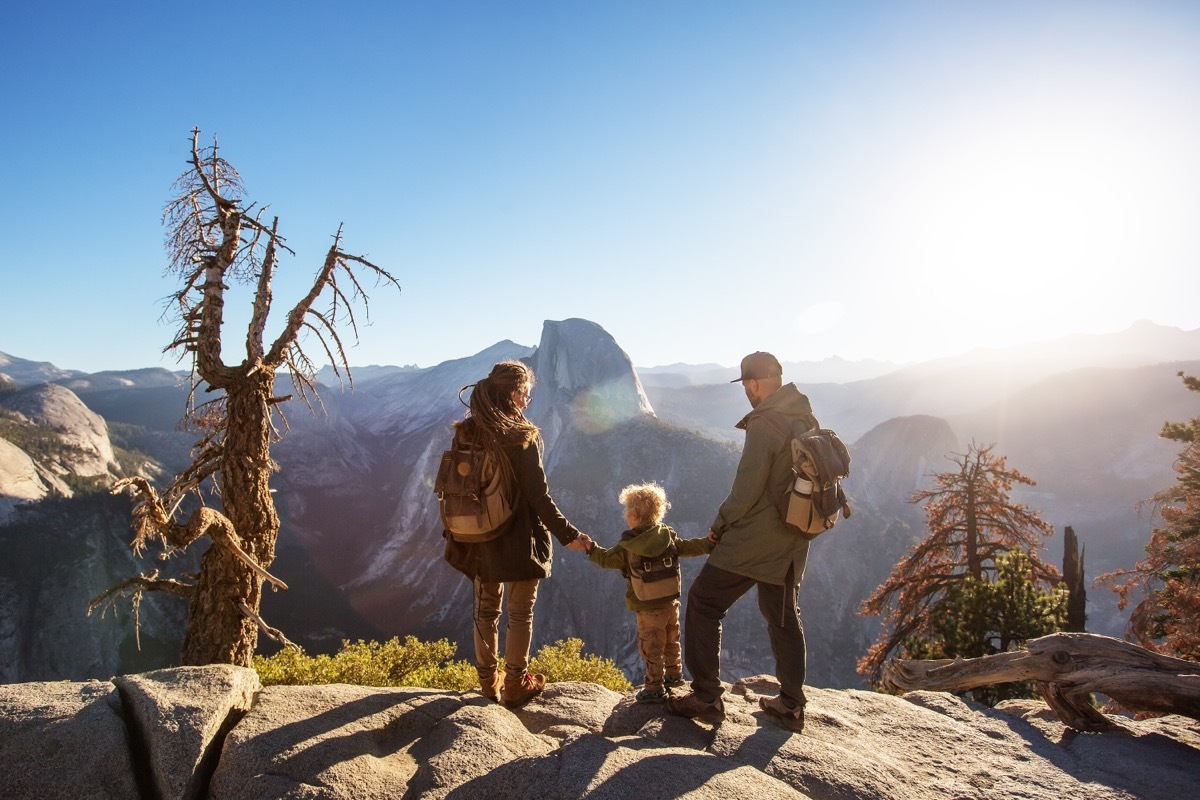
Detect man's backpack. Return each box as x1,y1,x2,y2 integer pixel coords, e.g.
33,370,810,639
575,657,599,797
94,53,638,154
434,437,517,543
626,543,681,601
754,410,852,540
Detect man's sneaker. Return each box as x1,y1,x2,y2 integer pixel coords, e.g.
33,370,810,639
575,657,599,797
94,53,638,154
502,671,546,708
636,686,667,704
664,673,685,688
758,694,804,732
666,691,724,720
479,672,504,702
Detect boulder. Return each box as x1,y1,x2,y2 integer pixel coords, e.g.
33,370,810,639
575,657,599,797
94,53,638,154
114,665,260,800
0,679,139,800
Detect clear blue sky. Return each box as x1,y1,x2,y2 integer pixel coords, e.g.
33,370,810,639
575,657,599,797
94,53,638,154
3,1,1199,374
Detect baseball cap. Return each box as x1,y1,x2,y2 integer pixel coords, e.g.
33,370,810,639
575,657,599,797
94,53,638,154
731,351,782,382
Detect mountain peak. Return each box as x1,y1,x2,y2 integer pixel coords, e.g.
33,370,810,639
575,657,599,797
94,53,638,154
527,319,654,447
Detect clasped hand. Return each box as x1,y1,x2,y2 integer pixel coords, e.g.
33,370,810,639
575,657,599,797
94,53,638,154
568,533,593,552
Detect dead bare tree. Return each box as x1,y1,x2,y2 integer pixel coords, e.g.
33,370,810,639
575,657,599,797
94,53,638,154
92,128,399,666
881,632,1200,732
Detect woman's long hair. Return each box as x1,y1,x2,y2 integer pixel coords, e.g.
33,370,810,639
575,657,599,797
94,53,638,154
454,360,540,449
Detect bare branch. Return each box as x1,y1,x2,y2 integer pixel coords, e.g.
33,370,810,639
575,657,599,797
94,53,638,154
238,603,301,653
88,571,196,616
87,570,197,652
247,216,281,361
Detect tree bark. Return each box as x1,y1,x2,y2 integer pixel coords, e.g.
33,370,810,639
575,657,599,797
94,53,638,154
881,632,1200,731
179,373,278,666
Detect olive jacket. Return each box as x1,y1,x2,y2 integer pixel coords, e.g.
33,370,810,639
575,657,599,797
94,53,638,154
588,522,714,612
443,428,582,584
707,382,817,586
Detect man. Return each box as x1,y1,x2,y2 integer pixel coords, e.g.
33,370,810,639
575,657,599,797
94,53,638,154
666,351,815,732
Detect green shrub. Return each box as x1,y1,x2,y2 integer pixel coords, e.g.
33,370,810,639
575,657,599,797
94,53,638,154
254,635,476,689
530,638,632,692
253,634,633,693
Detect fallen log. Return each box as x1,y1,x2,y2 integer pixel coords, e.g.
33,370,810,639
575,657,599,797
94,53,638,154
881,632,1200,732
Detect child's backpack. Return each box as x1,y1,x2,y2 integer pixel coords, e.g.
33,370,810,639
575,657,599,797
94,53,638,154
434,437,517,543
753,410,852,540
626,543,681,601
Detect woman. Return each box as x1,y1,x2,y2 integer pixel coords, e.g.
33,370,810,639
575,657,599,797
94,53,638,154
443,360,592,707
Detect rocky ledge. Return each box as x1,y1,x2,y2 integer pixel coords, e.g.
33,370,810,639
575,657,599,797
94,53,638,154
2,665,1198,800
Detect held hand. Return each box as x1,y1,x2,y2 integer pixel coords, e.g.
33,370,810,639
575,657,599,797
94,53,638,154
707,530,719,544
569,534,593,552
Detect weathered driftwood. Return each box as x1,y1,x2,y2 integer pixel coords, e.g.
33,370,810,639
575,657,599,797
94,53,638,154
881,632,1200,732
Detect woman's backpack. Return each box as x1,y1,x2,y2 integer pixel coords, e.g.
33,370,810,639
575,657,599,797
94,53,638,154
434,438,516,543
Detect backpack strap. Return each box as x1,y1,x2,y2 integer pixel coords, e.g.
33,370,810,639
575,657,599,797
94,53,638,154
748,408,819,438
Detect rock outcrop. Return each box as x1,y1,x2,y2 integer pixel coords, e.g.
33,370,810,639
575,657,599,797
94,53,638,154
526,318,655,451
0,382,119,480
3,666,1198,800
0,436,53,519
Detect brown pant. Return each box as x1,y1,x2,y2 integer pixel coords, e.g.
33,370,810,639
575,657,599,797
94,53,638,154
473,578,539,683
636,601,681,690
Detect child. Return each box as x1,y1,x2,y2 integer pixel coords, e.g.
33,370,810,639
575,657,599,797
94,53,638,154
585,482,714,703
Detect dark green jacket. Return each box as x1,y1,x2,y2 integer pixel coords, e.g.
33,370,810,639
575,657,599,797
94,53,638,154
708,382,816,585
444,430,582,583
588,522,714,611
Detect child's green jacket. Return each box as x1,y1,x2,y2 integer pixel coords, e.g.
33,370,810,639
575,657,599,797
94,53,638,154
588,522,714,611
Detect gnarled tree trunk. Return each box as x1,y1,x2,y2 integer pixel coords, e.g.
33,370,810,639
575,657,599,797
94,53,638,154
180,374,280,665
882,632,1200,731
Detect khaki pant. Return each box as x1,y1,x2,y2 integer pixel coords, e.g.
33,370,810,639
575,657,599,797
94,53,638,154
473,578,539,683
636,601,681,690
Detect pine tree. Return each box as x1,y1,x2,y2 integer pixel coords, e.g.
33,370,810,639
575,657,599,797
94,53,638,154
1098,371,1200,661
858,442,1063,684
909,550,1067,704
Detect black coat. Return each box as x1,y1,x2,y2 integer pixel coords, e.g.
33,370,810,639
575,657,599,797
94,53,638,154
443,434,582,583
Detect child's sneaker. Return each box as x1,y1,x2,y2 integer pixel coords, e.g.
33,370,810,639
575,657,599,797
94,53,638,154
635,686,667,704
664,673,685,688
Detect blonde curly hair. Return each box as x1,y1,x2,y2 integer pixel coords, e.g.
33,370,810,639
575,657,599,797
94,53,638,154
618,481,671,527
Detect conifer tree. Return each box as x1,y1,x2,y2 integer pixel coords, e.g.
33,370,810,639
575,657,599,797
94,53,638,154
92,130,399,667
906,550,1067,704
1099,371,1200,661
857,442,1063,684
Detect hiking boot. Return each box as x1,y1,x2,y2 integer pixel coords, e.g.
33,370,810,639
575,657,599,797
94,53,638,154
503,671,546,708
479,672,504,702
635,686,667,704
759,694,804,732
666,691,724,720
664,673,685,688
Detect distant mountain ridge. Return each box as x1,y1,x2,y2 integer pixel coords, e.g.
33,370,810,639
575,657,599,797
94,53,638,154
1,319,1198,686
638,355,904,387
0,351,84,386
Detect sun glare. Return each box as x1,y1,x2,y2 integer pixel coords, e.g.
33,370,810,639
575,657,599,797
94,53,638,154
866,80,1195,353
